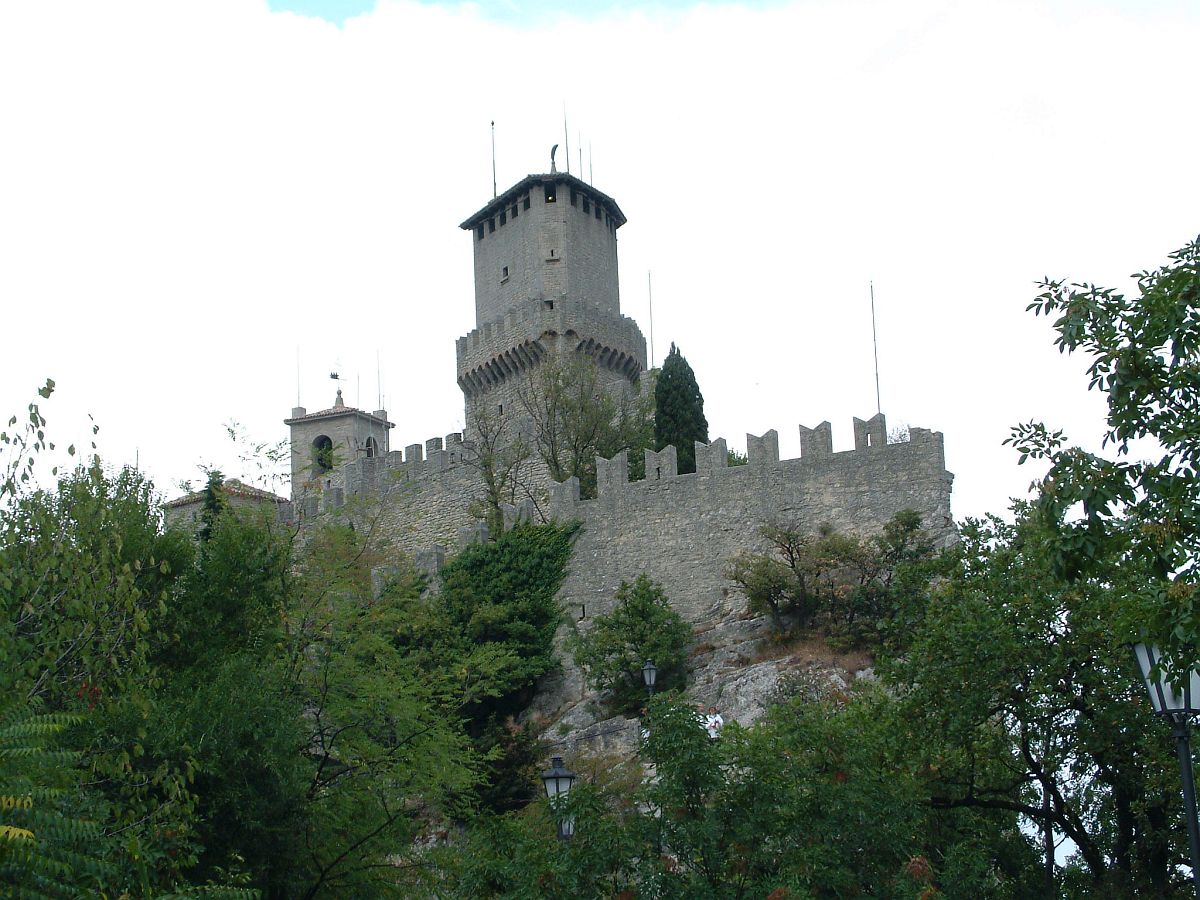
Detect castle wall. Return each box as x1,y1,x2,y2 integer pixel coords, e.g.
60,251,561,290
283,431,495,557
548,421,954,626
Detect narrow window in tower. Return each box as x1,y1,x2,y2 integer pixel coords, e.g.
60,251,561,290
476,224,485,240
582,196,590,213
545,184,556,203
498,404,503,415
488,217,495,233
594,204,601,221
501,265,509,282
570,189,578,207
511,204,518,219
523,195,531,210
544,299,554,310
499,210,506,226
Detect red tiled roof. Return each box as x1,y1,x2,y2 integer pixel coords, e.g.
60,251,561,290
164,478,288,509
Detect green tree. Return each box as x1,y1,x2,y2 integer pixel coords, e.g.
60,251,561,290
0,703,107,896
518,355,653,497
886,507,1187,894
384,522,579,813
728,510,937,645
436,691,1040,899
654,343,708,474
569,575,691,714
197,468,227,543
1006,235,1200,672
464,402,537,535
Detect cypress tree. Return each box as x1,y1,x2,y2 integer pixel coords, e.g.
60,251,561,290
654,343,708,474
198,469,226,543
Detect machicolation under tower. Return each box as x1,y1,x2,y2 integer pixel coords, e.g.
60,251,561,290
457,172,647,435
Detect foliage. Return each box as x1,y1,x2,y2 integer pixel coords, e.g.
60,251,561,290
385,522,578,813
654,343,708,474
885,506,1189,894
464,402,538,535
1006,235,1200,672
726,447,748,466
517,355,653,497
197,469,227,543
284,522,479,897
436,692,1040,898
0,703,106,896
569,575,691,714
727,509,938,646
437,522,579,721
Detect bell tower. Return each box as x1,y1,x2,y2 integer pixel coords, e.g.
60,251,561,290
456,171,648,434
283,388,393,499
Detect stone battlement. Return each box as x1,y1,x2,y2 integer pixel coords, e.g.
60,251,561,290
456,296,647,394
549,415,950,525
281,431,470,520
545,414,954,633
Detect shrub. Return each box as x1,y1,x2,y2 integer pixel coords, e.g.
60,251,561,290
569,575,691,714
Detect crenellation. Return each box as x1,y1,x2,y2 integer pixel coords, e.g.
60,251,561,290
550,476,581,518
799,421,833,458
747,430,780,467
501,499,537,531
695,437,729,476
644,445,677,480
426,437,443,455
853,413,887,450
458,521,490,548
413,546,446,580
595,450,630,499
405,443,423,463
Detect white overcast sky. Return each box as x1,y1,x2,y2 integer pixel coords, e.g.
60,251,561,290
2,0,1197,520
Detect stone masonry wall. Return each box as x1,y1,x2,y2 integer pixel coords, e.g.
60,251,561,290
548,416,954,626
280,412,954,737
282,431,479,556
470,179,620,327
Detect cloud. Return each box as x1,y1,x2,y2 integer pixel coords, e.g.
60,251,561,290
1,0,1197,519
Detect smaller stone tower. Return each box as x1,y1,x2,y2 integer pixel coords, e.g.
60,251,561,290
284,388,394,499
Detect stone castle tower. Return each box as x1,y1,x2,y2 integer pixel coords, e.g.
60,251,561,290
455,171,648,434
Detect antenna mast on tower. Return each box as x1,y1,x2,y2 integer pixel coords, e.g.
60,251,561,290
490,120,497,198
870,281,882,416
648,271,655,369
563,103,571,174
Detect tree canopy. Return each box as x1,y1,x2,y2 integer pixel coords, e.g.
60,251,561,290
654,343,708,474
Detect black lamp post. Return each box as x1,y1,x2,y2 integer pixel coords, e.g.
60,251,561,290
642,659,657,697
540,755,576,841
1132,642,1200,899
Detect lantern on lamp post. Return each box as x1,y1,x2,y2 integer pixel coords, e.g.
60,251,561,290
1132,642,1200,899
540,755,577,841
642,659,658,697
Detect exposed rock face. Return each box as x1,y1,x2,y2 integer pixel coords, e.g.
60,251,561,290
537,611,880,756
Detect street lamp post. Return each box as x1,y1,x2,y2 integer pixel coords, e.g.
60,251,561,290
540,755,577,841
642,659,657,697
1132,642,1200,899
